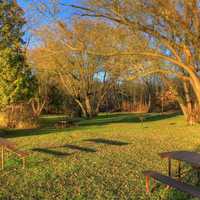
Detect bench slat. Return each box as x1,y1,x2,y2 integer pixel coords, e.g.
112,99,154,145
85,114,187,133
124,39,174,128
143,170,200,197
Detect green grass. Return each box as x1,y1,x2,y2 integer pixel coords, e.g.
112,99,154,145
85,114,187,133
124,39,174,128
1,112,200,200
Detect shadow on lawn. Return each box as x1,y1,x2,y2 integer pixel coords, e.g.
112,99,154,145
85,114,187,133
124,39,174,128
79,112,180,127
32,144,96,157
32,148,72,157
2,112,180,138
85,138,129,146
31,139,128,157
62,144,96,152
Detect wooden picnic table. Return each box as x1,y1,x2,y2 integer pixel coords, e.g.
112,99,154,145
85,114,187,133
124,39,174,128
0,138,28,170
143,151,200,198
55,119,76,129
159,151,200,178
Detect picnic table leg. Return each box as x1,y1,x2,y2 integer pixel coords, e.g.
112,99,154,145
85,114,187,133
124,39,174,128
178,161,181,178
22,157,25,169
152,178,157,192
146,176,150,193
1,146,4,170
168,158,171,177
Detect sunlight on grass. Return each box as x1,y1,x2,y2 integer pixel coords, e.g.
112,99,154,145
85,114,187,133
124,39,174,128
0,113,200,199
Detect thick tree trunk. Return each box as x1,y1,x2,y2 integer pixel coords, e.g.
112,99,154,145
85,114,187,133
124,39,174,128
74,99,87,118
187,71,200,124
85,96,93,118
183,82,192,114
177,85,200,125
190,71,200,105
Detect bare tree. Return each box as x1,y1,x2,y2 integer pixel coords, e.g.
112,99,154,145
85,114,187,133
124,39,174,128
66,0,200,123
31,20,127,118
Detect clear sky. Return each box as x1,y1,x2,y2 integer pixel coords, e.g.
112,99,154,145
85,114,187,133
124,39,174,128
17,0,81,18
17,0,83,26
16,0,82,46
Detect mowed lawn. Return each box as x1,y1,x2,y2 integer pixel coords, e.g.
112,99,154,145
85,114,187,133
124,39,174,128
1,113,200,200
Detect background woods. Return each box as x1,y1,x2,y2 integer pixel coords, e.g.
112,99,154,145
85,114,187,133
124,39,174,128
1,0,200,127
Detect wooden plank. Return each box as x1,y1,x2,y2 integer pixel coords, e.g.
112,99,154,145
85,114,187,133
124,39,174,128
0,138,28,169
168,158,171,177
159,151,200,167
1,146,4,170
143,170,200,197
0,138,28,157
0,138,16,149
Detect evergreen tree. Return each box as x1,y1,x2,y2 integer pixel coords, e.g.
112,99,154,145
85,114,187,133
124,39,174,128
0,0,36,108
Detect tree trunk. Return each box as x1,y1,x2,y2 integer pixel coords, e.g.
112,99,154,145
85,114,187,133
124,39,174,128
74,99,87,118
31,98,46,117
183,82,192,114
85,96,93,118
187,71,200,124
190,71,200,105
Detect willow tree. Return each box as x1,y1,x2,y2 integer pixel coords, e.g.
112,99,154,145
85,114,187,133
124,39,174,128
68,0,200,123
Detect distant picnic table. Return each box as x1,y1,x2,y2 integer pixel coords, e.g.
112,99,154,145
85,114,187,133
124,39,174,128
0,138,28,170
55,118,77,129
143,151,200,198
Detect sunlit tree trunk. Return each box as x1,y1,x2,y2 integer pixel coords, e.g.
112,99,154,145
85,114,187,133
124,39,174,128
74,99,87,118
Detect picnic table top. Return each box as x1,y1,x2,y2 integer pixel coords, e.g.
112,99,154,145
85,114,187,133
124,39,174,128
0,138,16,148
159,151,200,167
0,138,28,157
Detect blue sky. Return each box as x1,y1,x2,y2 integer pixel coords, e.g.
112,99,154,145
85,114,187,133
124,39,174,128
17,0,81,20
16,0,82,46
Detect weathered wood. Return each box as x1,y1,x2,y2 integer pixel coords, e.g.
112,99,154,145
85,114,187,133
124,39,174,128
0,138,28,169
1,146,4,170
143,170,200,198
178,160,181,178
22,157,25,169
168,158,171,177
159,151,200,168
146,176,150,193
55,120,76,129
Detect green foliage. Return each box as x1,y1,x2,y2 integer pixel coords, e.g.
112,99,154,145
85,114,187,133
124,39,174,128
1,113,200,199
0,0,36,108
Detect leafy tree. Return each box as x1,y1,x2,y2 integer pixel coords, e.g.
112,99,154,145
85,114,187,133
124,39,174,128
0,0,36,109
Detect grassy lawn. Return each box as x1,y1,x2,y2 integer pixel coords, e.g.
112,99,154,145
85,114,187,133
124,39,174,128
1,113,200,200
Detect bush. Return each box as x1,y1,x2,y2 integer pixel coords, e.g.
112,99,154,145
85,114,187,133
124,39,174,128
0,103,39,129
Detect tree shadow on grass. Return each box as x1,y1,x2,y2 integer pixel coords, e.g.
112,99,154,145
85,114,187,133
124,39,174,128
79,112,180,127
32,144,96,157
32,148,72,157
62,144,96,152
2,112,180,139
85,138,129,146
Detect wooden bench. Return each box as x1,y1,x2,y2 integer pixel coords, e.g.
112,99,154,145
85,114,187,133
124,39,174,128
143,170,200,198
0,138,28,169
55,119,76,129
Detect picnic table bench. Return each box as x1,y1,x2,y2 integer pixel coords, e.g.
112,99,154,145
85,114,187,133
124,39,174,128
143,151,200,198
55,119,76,129
0,138,28,169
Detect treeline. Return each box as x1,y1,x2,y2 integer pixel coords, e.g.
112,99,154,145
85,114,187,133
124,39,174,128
1,0,200,127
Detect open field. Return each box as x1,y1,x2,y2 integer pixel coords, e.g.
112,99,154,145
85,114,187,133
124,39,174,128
1,113,200,200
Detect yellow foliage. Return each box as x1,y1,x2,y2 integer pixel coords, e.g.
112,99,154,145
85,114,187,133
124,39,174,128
0,112,9,128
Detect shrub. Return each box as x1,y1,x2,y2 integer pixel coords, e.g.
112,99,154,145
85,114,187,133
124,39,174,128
0,103,39,129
